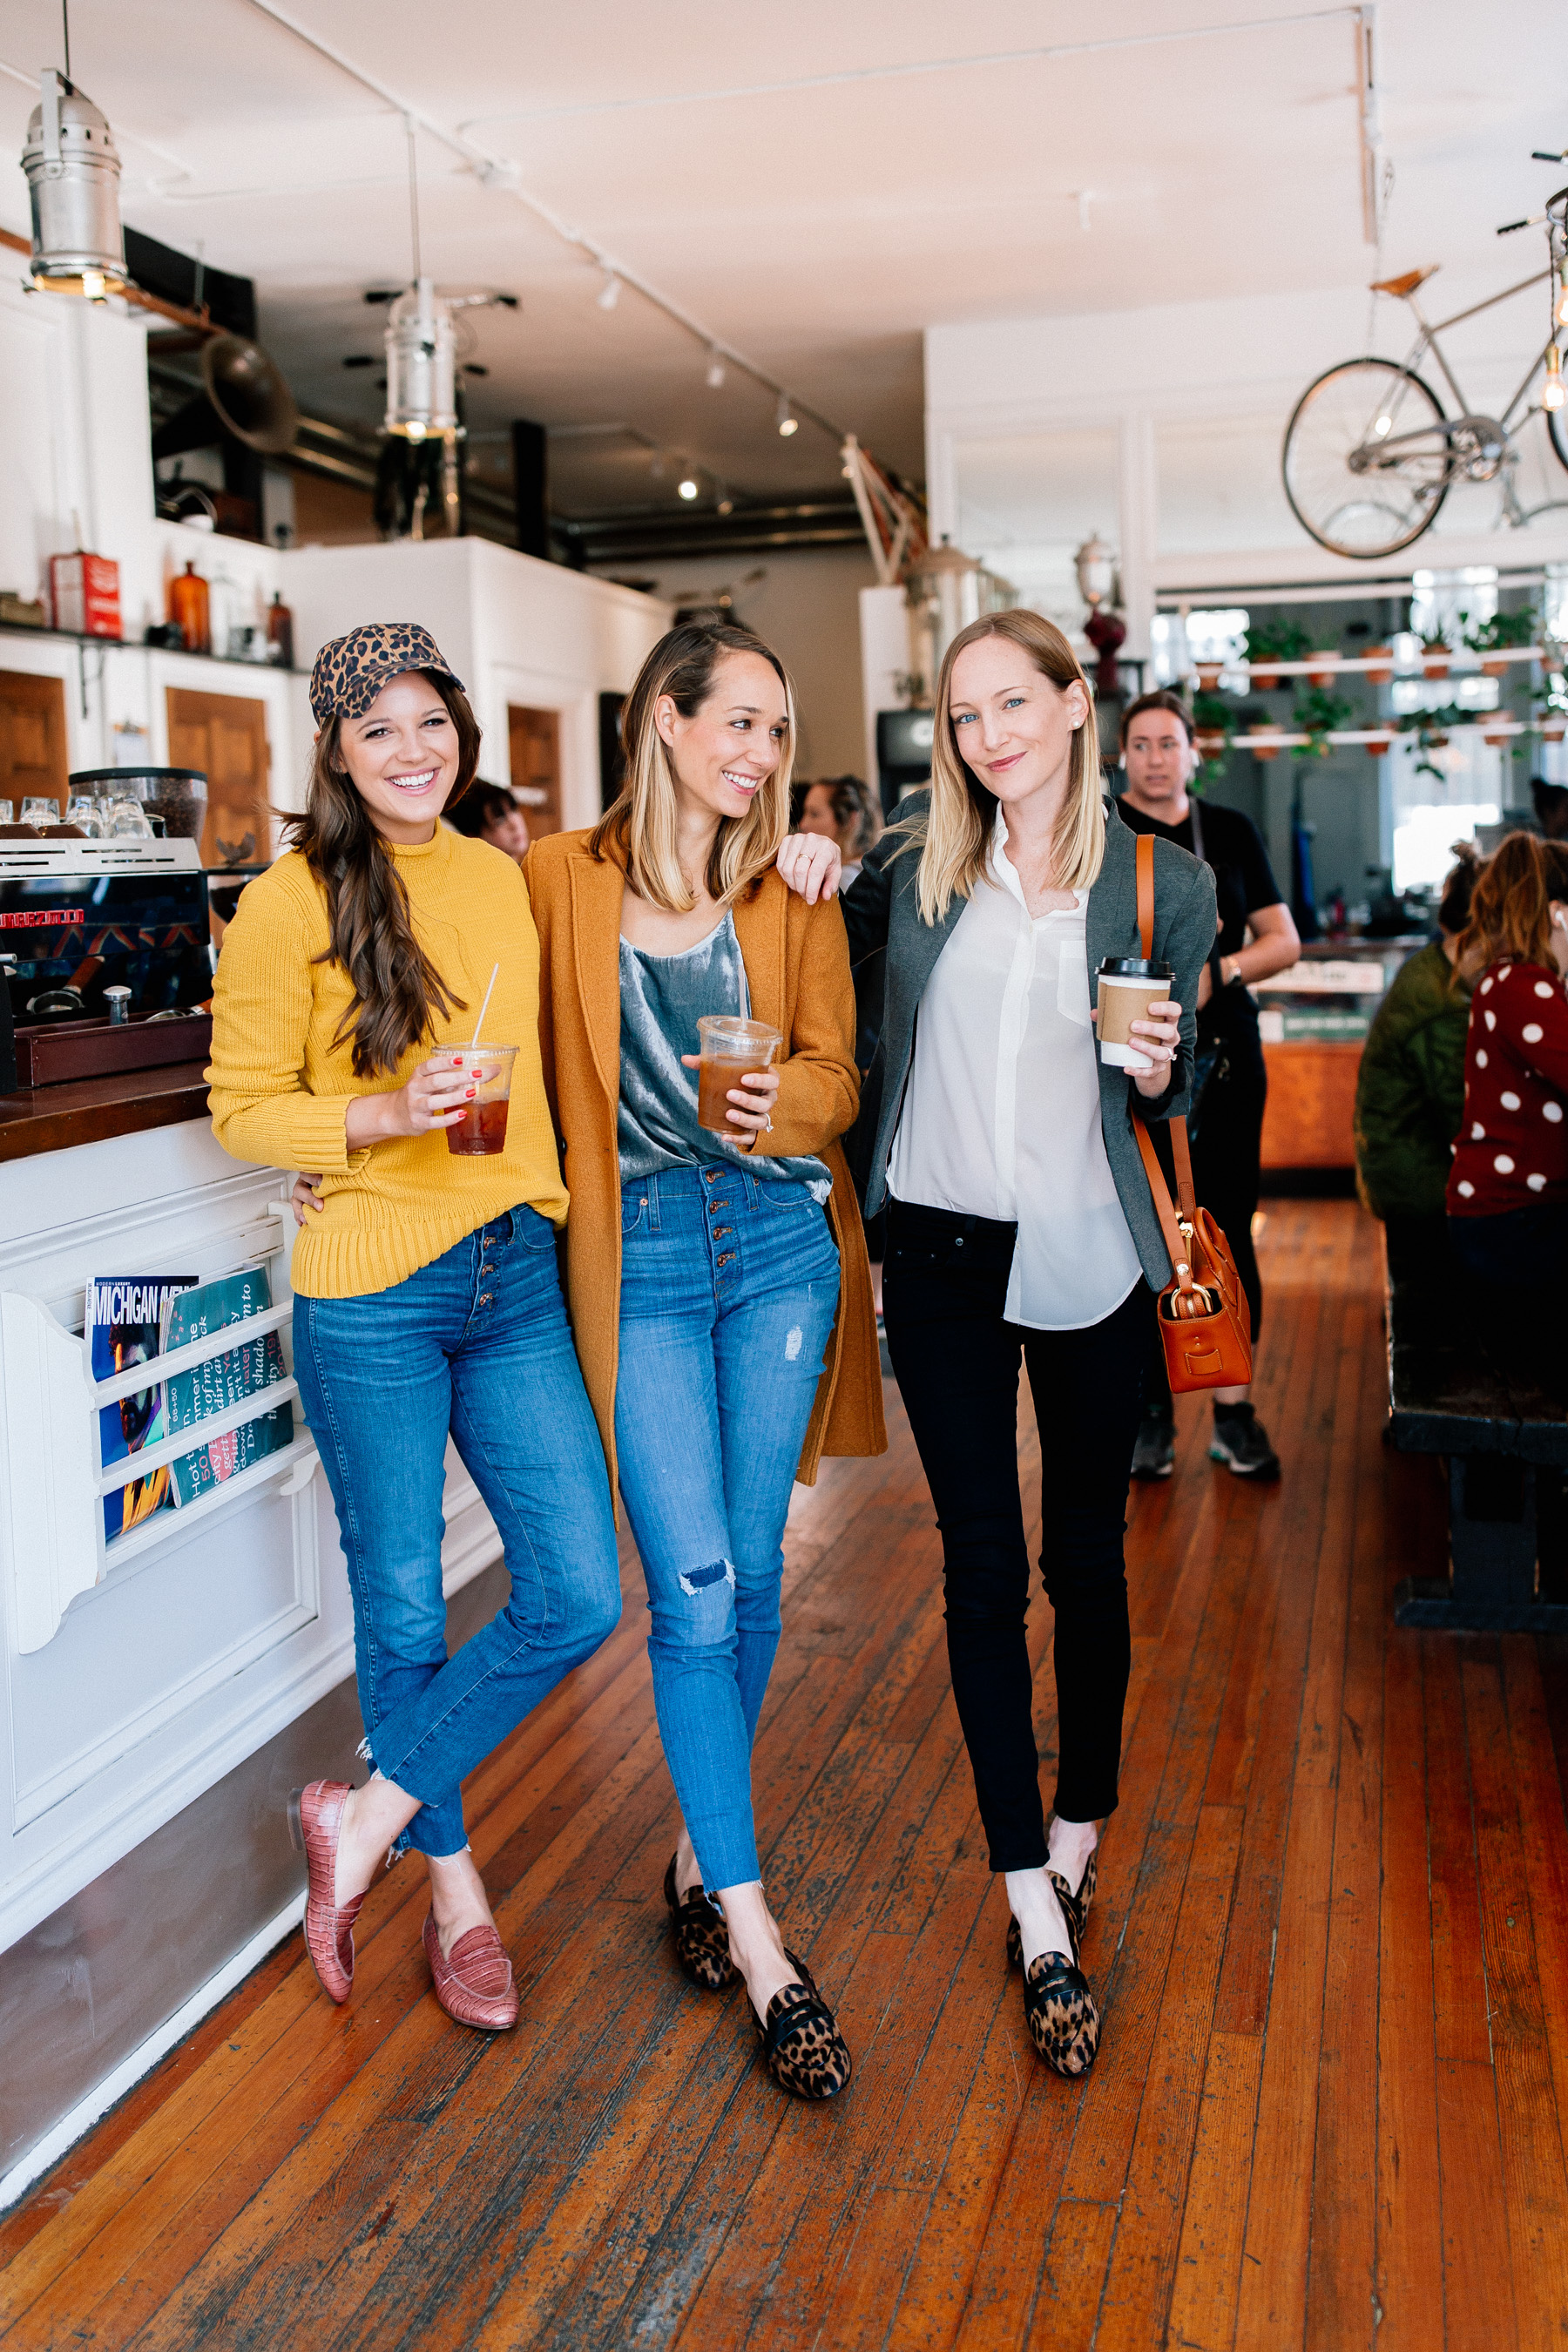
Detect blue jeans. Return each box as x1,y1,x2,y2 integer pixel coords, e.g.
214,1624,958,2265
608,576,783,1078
615,1164,841,1889
294,1207,621,1859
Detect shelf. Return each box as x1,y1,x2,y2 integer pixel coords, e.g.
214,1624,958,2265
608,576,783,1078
0,1202,317,1651
0,618,300,673
1188,644,1551,683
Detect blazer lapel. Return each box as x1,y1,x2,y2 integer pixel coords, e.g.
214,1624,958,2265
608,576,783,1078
1087,797,1135,970
567,849,625,1105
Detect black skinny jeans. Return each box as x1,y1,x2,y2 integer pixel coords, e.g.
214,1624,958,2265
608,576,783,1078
882,1198,1147,1871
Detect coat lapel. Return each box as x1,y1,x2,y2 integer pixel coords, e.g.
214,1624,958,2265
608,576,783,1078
731,877,787,1033
1087,797,1135,970
567,849,625,1105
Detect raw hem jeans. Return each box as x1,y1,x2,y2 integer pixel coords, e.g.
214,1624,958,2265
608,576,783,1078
614,1163,841,1891
882,1197,1146,1873
294,1206,621,1859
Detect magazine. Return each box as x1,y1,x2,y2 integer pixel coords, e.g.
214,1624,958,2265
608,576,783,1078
86,1274,199,1540
160,1267,294,1506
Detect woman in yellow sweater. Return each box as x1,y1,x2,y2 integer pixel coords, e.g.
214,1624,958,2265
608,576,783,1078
207,622,621,2034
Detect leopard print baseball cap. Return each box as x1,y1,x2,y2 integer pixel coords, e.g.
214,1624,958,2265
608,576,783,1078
309,622,465,726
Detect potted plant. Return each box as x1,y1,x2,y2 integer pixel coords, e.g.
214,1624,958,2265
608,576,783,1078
1305,648,1339,688
1191,688,1232,765
1420,629,1451,679
1291,686,1355,756
1362,645,1394,685
1364,727,1393,755
1464,605,1538,679
1241,616,1310,692
1193,659,1225,692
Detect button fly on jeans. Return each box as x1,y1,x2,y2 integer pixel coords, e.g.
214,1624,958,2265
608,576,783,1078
717,1252,736,1267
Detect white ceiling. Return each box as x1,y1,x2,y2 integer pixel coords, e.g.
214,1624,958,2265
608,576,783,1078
0,2,1563,516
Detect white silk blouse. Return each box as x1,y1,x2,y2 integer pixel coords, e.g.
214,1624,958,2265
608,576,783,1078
886,814,1146,1331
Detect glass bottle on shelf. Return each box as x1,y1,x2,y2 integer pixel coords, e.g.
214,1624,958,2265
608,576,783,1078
267,590,294,669
168,560,210,654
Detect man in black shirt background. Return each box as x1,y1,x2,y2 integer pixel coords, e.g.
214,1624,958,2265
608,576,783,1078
1114,690,1301,1479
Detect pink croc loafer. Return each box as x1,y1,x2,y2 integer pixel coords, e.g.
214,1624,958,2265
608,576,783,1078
422,1912,519,2031
288,1780,365,2006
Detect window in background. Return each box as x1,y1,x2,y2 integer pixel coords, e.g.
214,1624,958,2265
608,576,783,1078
1151,607,1249,690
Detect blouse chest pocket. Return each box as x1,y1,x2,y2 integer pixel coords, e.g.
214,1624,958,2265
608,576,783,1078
1054,936,1093,1027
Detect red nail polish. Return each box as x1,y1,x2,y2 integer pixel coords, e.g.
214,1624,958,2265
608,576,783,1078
465,1087,476,1099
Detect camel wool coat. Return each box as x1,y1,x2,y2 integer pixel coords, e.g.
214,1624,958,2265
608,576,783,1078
524,828,887,1496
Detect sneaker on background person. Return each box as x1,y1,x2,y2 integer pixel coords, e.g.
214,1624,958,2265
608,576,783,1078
1131,1409,1176,1480
1208,1402,1280,1479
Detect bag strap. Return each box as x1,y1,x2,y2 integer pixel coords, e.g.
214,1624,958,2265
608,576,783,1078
1131,831,1199,1289
1136,829,1155,961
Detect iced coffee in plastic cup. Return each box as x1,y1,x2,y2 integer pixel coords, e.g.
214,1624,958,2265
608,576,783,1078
1096,958,1173,1071
443,1044,519,1156
695,1016,781,1134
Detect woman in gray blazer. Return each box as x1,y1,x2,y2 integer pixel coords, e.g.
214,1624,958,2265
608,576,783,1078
840,610,1214,2080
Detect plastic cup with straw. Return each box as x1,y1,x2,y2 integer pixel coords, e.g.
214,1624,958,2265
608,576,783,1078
444,962,517,1157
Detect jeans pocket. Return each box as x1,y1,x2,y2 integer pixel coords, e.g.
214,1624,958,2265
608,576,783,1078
621,1189,650,1238
517,1206,560,1252
756,1178,816,1212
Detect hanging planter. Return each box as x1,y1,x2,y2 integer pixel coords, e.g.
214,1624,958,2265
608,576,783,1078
1246,730,1285,760
1543,718,1567,745
1305,655,1337,688
1421,636,1450,679
1292,686,1355,759
1363,645,1394,685
1484,727,1512,747
1240,618,1308,696
1464,606,1538,680
1365,731,1392,755
1194,728,1228,762
1194,661,1224,692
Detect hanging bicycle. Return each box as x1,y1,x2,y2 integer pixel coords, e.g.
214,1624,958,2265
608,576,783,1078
1281,151,1568,560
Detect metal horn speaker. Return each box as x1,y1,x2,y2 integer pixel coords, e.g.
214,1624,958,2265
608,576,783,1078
201,333,299,456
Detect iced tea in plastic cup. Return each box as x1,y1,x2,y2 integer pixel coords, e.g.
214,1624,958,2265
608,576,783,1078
695,1016,781,1134
443,1044,519,1155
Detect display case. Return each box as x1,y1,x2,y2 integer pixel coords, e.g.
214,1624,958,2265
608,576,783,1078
1255,937,1427,1169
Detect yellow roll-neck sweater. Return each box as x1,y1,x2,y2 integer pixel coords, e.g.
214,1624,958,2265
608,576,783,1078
206,823,566,1298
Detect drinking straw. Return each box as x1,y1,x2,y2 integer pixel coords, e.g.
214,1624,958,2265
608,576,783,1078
470,962,500,1050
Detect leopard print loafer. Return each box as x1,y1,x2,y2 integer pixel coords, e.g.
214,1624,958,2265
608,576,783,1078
1006,1845,1098,1970
1023,1951,1101,2078
749,1952,853,2100
663,1852,740,1992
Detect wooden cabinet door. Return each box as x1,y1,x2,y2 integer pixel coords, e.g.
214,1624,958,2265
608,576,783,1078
508,706,562,841
165,688,272,868
0,669,69,815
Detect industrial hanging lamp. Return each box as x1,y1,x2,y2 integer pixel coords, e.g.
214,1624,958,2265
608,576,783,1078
21,3,126,301
383,118,458,443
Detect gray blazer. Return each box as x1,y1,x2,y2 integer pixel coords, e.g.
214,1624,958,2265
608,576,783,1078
843,792,1217,1291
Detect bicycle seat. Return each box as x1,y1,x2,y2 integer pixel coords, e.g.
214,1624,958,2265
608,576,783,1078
1370,267,1439,297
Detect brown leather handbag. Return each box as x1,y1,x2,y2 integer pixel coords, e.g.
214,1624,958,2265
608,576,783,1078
1129,831,1254,1392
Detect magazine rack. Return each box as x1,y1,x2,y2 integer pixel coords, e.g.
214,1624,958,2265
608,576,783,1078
3,1204,318,1654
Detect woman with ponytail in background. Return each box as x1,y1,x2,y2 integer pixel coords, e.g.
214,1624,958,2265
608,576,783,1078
208,623,622,2034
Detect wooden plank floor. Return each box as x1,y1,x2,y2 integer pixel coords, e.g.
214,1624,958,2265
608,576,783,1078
5,1197,1568,2349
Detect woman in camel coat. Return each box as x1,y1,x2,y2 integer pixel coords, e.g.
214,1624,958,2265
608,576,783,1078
525,618,882,2102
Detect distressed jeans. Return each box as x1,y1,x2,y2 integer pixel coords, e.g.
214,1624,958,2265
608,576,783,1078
615,1163,841,1889
294,1206,622,1859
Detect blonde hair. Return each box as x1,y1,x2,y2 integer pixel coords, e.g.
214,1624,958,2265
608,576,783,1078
909,609,1105,925
589,621,794,910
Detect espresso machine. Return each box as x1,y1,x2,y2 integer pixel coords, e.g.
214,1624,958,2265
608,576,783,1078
0,837,213,1092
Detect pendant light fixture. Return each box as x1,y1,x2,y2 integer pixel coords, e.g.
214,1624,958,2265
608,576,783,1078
21,3,126,301
383,118,458,443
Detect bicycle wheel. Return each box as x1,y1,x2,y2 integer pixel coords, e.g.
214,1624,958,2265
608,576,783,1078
1283,359,1450,558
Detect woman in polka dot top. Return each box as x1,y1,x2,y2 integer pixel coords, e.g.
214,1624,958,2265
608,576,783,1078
1447,831,1568,1303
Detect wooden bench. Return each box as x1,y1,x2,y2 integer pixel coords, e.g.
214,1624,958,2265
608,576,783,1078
1387,1260,1568,1630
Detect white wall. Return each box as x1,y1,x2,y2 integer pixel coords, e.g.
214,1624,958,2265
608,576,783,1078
604,547,879,782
